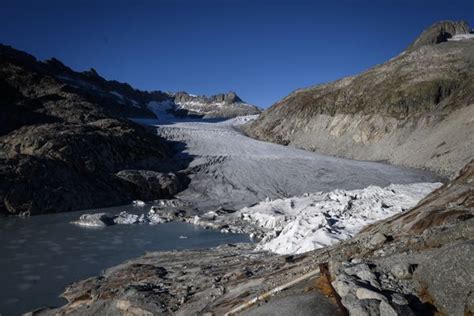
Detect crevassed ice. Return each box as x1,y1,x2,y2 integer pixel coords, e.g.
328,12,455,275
238,182,442,255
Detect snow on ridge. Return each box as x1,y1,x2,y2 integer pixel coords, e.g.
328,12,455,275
176,100,226,110
146,100,176,122
216,114,260,126
448,33,474,41
110,91,124,99
110,91,142,108
130,99,141,108
237,182,442,255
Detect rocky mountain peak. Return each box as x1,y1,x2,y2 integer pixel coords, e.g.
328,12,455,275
245,20,474,177
407,20,471,51
173,91,244,104
213,91,243,104
82,67,101,78
0,44,37,67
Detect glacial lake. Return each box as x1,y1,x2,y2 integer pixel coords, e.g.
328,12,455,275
0,204,251,315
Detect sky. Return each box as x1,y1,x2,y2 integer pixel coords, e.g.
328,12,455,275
0,0,473,108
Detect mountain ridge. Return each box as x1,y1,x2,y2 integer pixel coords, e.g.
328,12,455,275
244,20,474,177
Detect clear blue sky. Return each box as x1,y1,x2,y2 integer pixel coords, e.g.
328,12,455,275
0,0,472,107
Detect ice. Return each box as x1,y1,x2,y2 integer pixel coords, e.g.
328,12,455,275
236,182,442,254
147,100,176,122
71,213,115,227
130,115,441,255
132,200,146,207
73,209,170,227
175,100,225,112
147,116,439,211
114,212,141,224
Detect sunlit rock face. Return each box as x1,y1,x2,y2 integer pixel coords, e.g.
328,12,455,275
171,91,261,119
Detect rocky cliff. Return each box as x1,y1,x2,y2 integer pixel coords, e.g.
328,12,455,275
170,91,260,119
45,57,260,120
0,45,183,216
244,20,474,177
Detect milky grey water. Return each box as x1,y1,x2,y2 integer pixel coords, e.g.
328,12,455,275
0,204,250,315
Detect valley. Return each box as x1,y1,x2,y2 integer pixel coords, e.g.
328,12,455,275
0,17,472,316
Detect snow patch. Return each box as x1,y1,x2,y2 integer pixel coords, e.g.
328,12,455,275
448,34,474,41
216,114,259,126
110,91,124,99
147,100,176,122
130,99,141,108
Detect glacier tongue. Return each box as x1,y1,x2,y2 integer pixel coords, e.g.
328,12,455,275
135,115,443,255
149,116,441,211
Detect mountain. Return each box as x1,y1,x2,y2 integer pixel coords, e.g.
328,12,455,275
45,58,260,120
0,44,260,216
244,20,474,177
0,45,181,216
170,91,260,118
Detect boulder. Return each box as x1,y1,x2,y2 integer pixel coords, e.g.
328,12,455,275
412,242,474,316
367,233,388,249
341,293,381,316
355,288,386,301
390,263,414,280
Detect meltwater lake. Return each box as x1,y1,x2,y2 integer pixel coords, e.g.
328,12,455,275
0,204,250,315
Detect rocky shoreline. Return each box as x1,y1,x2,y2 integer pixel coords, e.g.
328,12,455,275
29,161,472,315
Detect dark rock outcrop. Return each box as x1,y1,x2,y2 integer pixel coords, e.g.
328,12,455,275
244,20,474,176
116,170,180,200
0,45,183,215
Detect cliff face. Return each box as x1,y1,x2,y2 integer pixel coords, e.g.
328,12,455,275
33,53,259,120
171,91,260,119
244,21,474,177
0,45,182,216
